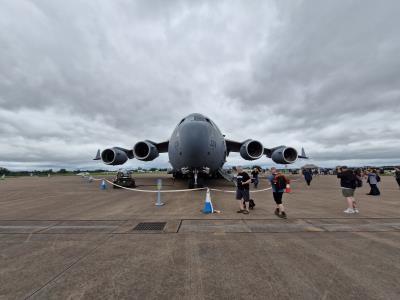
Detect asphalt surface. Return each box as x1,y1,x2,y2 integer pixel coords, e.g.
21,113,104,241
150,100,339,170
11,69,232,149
0,174,399,299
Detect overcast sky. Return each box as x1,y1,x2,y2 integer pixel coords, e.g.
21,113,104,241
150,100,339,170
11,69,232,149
1,0,399,171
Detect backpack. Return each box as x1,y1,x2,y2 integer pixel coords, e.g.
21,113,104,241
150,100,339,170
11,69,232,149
249,199,255,209
273,175,287,190
355,175,362,188
376,175,381,182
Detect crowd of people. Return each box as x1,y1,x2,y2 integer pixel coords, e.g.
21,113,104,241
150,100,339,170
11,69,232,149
336,166,400,213
235,166,289,218
233,165,400,217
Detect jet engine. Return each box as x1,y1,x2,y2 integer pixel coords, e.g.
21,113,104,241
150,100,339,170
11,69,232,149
133,141,159,161
101,148,128,165
271,147,298,164
240,140,264,160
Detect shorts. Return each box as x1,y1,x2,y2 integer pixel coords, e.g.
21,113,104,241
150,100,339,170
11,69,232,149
342,188,355,197
236,189,250,201
273,192,283,205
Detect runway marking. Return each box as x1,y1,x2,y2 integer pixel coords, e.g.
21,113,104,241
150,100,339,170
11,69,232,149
1,218,399,234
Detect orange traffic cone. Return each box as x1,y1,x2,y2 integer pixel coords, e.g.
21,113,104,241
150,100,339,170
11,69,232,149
285,183,292,193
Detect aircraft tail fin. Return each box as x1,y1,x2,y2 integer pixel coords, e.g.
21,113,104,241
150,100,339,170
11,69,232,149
93,149,101,160
298,147,309,159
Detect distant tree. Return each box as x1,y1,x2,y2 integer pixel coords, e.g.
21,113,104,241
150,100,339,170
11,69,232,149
0,167,10,175
58,168,67,174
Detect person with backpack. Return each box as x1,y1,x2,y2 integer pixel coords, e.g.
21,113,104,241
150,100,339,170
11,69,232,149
394,167,400,189
336,166,359,213
366,169,381,196
267,167,288,219
234,166,252,214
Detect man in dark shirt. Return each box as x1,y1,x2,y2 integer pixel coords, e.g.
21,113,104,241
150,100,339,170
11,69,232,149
235,166,251,214
337,166,358,214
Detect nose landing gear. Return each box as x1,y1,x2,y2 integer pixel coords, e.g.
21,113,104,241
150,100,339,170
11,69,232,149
188,169,205,189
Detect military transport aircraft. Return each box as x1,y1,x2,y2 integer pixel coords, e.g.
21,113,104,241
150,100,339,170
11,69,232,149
94,113,307,188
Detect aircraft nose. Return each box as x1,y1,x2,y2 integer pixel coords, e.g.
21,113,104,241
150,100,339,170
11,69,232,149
180,122,209,165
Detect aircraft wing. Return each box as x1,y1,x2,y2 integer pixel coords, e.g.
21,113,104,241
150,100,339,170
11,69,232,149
146,140,169,153
93,147,134,160
225,139,273,157
225,139,308,161
225,139,243,154
94,140,169,165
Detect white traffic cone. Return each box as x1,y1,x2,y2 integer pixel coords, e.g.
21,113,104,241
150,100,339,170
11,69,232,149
202,188,214,214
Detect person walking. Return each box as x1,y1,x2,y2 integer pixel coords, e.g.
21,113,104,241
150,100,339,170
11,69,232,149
251,167,260,188
394,167,400,189
337,166,359,213
234,166,251,214
367,169,381,196
268,167,288,219
303,169,313,186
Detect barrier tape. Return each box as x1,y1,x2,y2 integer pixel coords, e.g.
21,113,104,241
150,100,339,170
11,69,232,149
209,187,272,193
87,177,297,194
104,179,206,193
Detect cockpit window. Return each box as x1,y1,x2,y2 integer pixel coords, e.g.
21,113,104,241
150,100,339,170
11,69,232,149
193,115,206,121
179,118,185,125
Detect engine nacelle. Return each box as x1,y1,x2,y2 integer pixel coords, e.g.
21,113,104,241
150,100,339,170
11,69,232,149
101,148,128,165
271,147,298,164
240,140,264,160
133,141,159,161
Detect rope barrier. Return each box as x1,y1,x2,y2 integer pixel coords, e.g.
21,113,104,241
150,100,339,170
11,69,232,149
88,177,298,194
209,187,272,193
103,179,207,193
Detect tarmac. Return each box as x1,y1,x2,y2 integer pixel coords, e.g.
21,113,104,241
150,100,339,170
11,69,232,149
0,174,399,299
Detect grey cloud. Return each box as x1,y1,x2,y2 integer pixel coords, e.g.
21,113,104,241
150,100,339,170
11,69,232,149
0,0,399,170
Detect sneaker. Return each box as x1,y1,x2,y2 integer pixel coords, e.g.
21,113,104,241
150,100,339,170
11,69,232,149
343,208,355,214
242,210,249,214
280,211,287,219
354,208,359,213
274,208,280,216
